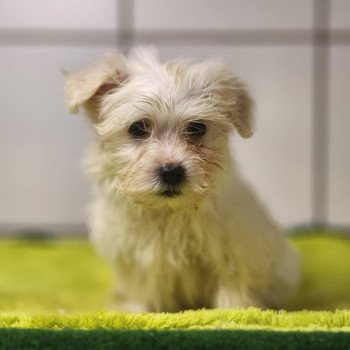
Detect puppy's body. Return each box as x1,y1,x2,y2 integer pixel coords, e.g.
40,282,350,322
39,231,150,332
65,48,299,312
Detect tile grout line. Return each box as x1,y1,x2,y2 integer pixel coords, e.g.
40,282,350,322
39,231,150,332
0,29,349,47
312,0,331,226
117,0,135,53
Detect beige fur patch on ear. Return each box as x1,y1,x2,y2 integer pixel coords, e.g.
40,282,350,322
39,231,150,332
232,81,255,138
194,61,255,139
64,54,127,114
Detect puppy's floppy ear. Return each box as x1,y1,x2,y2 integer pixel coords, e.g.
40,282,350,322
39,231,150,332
229,78,255,138
198,61,255,138
64,54,127,115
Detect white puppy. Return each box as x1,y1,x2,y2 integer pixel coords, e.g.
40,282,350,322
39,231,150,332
64,47,299,312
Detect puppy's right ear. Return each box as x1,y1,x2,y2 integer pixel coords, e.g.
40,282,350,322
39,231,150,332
64,54,127,115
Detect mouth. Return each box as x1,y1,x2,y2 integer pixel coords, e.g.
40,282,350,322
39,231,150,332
159,189,182,198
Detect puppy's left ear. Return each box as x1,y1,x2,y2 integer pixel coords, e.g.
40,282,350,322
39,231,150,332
229,78,255,138
201,62,255,138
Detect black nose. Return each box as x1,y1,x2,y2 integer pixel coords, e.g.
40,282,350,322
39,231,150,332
159,164,186,186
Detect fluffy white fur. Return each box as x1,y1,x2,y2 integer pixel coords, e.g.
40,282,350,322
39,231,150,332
64,47,299,312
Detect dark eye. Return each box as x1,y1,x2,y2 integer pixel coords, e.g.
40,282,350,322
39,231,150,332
128,120,151,138
185,122,207,138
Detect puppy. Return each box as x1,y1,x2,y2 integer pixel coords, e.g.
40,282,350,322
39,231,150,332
64,47,299,312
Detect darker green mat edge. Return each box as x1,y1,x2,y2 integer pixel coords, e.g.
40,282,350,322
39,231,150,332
1,328,350,350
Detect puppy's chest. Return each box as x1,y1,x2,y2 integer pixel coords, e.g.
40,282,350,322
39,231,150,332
122,214,210,268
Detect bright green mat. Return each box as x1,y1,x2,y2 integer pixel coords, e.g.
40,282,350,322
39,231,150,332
0,229,349,349
1,229,349,314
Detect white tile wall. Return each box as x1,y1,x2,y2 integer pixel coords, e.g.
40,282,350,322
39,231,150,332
0,0,116,29
0,47,116,225
0,0,348,230
331,0,350,29
135,0,313,30
329,47,350,226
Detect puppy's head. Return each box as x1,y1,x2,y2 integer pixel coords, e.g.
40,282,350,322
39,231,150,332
64,47,254,210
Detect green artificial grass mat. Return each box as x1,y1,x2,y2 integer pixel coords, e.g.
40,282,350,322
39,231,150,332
1,308,350,331
0,238,112,314
1,228,349,315
0,228,349,349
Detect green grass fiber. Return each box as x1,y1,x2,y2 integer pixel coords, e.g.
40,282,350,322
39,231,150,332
1,308,350,331
0,229,349,349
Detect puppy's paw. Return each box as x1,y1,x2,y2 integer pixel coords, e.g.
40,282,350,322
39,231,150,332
110,289,148,312
214,286,263,309
108,300,148,313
